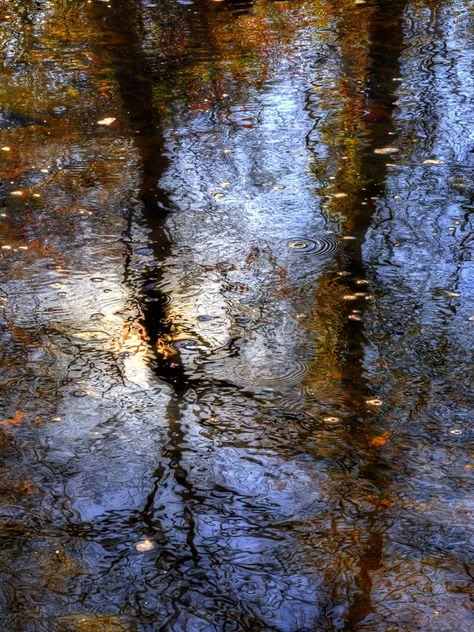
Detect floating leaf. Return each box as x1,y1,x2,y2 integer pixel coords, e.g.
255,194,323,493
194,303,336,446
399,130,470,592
366,397,383,406
423,159,444,165
369,431,390,448
135,539,155,552
374,147,399,155
0,410,25,427
97,117,116,126
278,267,287,284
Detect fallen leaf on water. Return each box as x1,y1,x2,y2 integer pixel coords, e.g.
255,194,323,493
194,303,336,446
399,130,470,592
369,431,390,448
97,117,116,126
374,147,399,155
213,193,225,200
0,410,25,428
278,267,288,284
334,192,348,198
423,159,444,165
366,397,383,406
135,539,155,552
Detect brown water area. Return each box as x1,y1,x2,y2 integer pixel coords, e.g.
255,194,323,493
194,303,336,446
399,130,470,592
0,0,472,630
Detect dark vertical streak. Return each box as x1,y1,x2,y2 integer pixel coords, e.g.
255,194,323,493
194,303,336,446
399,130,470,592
91,0,201,566
340,1,407,628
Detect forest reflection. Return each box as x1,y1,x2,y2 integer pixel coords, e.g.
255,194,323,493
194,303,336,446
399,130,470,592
0,0,472,630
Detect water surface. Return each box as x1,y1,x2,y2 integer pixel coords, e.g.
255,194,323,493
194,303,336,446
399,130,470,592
0,0,472,630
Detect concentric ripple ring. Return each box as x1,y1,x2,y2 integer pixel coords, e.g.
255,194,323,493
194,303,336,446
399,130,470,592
287,235,341,256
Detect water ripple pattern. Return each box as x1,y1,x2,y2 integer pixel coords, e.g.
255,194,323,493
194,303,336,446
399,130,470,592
0,0,472,631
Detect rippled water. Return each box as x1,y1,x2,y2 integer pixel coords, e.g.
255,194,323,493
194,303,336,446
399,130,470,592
0,0,472,630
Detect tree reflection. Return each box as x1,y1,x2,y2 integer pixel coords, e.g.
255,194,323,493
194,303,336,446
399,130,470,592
0,0,471,629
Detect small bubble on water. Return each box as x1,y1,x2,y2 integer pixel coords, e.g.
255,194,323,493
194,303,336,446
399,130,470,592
235,316,250,325
73,390,88,398
289,240,309,250
197,315,215,322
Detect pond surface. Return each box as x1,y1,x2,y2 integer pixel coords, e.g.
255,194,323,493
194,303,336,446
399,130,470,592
0,0,473,630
